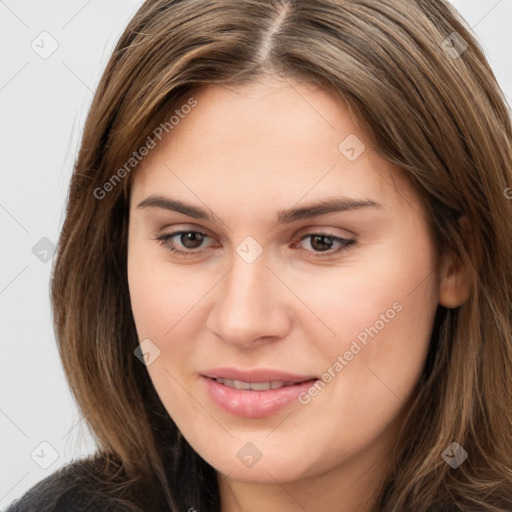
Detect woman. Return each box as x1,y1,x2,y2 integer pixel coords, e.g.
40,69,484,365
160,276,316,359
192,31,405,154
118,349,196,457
7,0,512,511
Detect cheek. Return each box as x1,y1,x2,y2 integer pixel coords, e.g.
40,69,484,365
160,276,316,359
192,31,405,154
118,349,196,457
297,236,438,398
285,253,437,472
127,240,203,340
292,244,436,353
127,248,204,415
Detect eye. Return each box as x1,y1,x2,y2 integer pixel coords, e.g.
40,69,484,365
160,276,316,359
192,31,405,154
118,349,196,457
154,230,212,258
293,233,356,258
154,230,356,259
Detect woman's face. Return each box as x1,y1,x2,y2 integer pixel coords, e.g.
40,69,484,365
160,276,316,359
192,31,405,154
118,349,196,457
127,78,444,486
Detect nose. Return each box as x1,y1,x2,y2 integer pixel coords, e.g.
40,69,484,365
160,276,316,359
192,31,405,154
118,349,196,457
206,253,292,348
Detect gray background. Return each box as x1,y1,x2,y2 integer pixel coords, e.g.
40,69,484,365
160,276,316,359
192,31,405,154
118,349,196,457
1,0,511,508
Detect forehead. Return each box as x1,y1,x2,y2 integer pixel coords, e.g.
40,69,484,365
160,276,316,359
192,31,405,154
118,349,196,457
146,79,363,167
131,79,417,216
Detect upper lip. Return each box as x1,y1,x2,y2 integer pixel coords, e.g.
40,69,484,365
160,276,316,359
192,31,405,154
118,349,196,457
202,367,318,383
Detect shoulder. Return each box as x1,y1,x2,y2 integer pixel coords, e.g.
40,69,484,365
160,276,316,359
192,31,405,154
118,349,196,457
4,458,131,512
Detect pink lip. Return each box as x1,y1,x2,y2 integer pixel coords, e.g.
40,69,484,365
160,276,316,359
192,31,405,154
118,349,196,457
202,367,317,383
201,367,318,418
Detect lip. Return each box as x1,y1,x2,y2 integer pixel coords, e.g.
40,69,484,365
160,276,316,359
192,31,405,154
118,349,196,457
201,367,318,418
202,367,317,383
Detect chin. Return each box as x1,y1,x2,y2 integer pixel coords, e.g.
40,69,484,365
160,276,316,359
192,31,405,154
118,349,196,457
197,439,321,484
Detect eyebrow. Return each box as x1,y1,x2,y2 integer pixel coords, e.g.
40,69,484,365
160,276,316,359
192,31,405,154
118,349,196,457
137,194,382,224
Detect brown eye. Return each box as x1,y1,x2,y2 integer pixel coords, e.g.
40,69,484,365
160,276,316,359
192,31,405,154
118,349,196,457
309,235,334,252
180,231,205,249
154,230,211,257
295,233,356,258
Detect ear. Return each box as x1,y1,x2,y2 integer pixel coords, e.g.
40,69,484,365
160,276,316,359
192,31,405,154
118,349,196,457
438,216,472,308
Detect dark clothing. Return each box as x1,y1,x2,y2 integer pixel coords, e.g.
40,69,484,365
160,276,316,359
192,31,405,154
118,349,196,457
5,460,133,512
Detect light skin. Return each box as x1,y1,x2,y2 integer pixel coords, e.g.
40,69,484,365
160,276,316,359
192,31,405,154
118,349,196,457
127,77,471,511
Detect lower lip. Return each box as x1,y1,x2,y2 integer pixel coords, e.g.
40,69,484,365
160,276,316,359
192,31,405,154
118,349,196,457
201,376,318,418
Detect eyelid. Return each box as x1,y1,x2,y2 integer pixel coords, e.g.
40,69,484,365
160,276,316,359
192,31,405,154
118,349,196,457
292,232,355,257
158,223,355,240
154,228,216,251
157,223,215,237
154,226,356,260
155,225,354,245
296,224,357,239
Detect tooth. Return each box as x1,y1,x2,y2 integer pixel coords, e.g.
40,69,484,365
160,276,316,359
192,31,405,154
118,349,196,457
249,382,271,391
214,378,295,390
233,379,251,390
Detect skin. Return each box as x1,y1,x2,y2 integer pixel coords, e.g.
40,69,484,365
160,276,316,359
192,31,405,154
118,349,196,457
127,76,471,512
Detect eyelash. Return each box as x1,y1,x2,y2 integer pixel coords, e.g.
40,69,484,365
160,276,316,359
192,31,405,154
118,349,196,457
154,230,356,259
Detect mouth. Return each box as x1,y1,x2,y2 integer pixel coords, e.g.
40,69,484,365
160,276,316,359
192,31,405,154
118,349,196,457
212,378,303,391
200,368,318,418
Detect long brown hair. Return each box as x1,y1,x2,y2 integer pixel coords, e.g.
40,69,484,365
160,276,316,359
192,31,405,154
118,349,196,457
51,0,512,510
